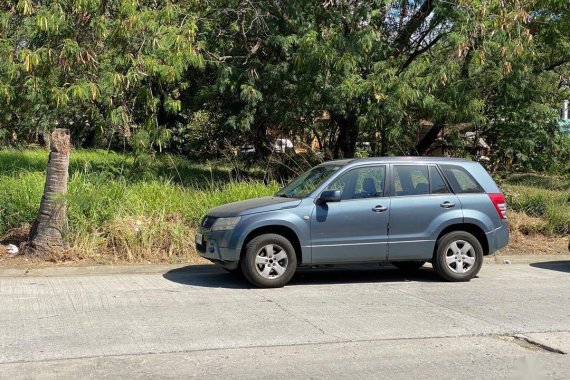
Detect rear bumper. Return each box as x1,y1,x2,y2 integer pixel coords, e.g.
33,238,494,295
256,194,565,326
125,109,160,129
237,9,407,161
486,222,509,255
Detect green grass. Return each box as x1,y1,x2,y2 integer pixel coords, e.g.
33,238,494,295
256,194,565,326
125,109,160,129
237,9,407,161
0,149,277,262
500,173,570,235
500,173,570,191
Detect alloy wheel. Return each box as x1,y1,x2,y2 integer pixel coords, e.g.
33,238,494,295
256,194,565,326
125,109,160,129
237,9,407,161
445,240,477,274
255,244,288,279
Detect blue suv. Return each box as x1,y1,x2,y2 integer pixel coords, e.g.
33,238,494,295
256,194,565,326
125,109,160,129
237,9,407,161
196,157,509,288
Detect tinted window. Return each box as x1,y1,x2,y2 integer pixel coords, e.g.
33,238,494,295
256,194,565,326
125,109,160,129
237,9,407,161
393,165,429,196
429,166,450,194
327,171,351,195
440,165,483,193
326,166,386,200
276,165,342,198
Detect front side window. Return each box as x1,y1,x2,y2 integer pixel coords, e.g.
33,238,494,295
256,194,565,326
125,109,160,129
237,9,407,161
393,165,430,196
276,165,342,198
325,166,386,200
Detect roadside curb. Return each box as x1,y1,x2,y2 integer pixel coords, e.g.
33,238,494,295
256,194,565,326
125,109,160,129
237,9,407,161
0,255,568,277
484,254,570,265
0,263,218,278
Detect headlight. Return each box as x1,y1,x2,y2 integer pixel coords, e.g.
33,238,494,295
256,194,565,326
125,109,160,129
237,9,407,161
211,216,241,231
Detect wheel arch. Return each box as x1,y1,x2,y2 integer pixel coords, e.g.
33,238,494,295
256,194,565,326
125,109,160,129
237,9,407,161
240,225,303,265
435,223,490,257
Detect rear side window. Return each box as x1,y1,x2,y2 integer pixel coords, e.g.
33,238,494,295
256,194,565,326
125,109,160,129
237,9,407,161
429,166,450,194
439,165,484,193
393,165,429,196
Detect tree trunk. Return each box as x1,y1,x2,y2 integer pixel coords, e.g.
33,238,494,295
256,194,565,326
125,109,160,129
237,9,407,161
26,129,71,256
250,117,270,159
415,121,443,155
332,113,358,158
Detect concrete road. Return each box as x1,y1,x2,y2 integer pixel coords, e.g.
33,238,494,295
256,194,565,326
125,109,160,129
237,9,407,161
1,261,569,379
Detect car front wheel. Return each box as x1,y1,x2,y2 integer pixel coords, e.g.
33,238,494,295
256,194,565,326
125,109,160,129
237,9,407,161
433,231,483,282
240,233,297,288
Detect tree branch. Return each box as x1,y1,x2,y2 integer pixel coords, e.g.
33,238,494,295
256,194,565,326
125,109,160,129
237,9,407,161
391,0,435,56
397,33,442,75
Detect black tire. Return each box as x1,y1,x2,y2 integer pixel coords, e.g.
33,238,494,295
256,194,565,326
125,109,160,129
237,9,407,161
391,261,426,272
240,233,297,288
433,231,483,282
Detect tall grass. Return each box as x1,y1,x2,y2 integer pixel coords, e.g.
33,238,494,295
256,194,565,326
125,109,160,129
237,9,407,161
500,173,569,235
0,149,277,262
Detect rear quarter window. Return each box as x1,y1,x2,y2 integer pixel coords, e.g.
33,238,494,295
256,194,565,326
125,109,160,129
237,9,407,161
439,165,484,194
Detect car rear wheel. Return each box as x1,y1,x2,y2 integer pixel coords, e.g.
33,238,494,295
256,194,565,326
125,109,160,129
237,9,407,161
433,231,483,282
391,261,426,272
240,233,297,288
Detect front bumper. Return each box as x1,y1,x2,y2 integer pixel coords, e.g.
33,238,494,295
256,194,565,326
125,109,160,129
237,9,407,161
195,227,240,263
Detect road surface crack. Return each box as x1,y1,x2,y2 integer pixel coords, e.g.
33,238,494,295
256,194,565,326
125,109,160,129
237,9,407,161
511,334,567,355
260,294,345,341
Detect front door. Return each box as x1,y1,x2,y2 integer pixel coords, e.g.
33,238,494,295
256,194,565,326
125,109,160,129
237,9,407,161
310,165,390,264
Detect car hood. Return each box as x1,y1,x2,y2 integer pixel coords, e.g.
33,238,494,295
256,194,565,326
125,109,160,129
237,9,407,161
207,196,302,217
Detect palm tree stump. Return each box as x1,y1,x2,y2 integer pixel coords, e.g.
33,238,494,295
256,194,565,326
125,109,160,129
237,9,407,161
26,129,71,256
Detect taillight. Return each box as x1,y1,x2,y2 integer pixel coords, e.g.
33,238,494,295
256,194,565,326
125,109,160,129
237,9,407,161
488,193,507,220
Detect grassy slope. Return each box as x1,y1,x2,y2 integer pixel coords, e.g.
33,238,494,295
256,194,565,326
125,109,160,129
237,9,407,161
499,173,569,235
0,149,277,263
0,150,568,263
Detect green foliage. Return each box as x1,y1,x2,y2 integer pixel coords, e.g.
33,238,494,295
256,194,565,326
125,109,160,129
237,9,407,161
501,173,570,235
0,1,569,171
193,0,570,164
501,172,570,190
0,0,204,149
0,149,277,260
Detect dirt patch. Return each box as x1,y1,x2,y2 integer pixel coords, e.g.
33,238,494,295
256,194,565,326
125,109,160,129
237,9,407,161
0,224,31,246
503,236,569,255
505,212,569,255
0,245,209,269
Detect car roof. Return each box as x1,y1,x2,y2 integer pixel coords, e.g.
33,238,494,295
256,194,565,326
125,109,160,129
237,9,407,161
321,156,473,166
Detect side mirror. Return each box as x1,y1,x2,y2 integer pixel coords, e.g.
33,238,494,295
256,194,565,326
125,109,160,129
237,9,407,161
319,190,341,204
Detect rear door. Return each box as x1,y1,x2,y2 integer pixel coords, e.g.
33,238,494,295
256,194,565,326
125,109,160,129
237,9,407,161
310,165,390,264
387,164,463,260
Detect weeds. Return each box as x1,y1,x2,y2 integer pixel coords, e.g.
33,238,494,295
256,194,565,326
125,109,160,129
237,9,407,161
1,149,277,262
502,184,569,235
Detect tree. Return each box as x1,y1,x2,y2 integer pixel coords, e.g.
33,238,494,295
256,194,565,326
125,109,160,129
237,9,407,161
0,0,204,149
196,0,569,166
26,128,70,256
1,1,568,170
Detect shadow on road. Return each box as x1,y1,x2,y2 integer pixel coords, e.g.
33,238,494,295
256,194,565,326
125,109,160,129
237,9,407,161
162,265,250,289
163,264,441,289
529,261,570,273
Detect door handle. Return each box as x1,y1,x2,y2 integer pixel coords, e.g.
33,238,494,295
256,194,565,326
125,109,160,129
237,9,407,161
440,201,455,208
372,205,388,212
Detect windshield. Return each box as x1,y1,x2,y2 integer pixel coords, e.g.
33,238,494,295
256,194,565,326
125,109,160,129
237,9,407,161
275,165,343,198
